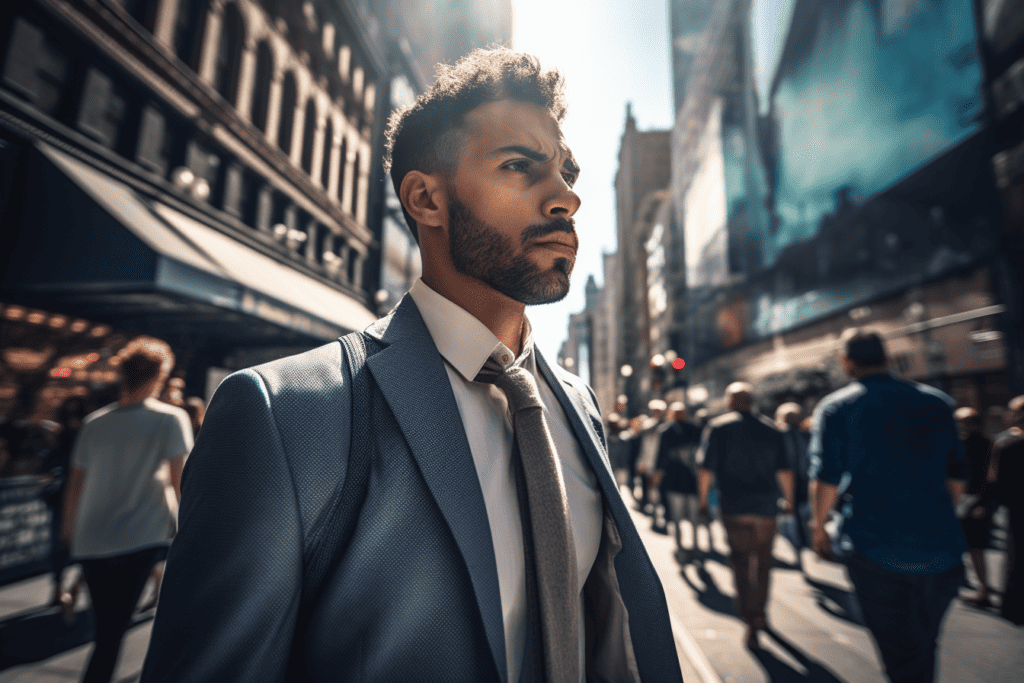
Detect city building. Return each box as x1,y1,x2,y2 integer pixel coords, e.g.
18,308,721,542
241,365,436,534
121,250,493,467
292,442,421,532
667,0,1022,413
612,104,671,414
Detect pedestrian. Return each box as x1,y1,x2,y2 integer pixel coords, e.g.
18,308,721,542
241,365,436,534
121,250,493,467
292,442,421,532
991,395,1024,625
605,414,631,487
61,337,192,683
775,402,812,572
624,413,646,503
809,328,967,683
657,402,704,562
183,396,206,439
697,382,794,649
46,395,89,620
635,399,668,519
953,406,996,608
140,48,682,683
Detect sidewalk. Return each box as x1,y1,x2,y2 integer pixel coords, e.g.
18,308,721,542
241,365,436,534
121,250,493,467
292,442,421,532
625,490,1024,683
0,573,155,683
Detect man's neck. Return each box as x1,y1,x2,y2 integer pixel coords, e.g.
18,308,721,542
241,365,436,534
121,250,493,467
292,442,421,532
421,270,527,356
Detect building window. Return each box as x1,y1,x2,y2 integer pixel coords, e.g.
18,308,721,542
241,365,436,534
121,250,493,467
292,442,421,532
136,105,171,175
250,41,273,132
349,151,360,217
277,71,297,156
338,44,350,83
347,247,359,286
213,3,245,106
174,0,211,71
77,67,127,149
123,0,159,30
2,17,69,116
300,99,316,173
336,137,347,202
321,119,334,189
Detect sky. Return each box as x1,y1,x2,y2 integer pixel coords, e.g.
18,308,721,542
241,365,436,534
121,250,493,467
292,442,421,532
511,0,675,361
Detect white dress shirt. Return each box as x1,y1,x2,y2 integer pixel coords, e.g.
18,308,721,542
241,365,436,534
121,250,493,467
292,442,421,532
408,279,603,683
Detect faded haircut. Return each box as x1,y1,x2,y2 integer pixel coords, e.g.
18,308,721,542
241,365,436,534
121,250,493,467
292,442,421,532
384,47,567,242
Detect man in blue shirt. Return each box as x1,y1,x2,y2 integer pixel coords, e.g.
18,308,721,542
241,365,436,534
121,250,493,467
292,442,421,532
809,329,967,683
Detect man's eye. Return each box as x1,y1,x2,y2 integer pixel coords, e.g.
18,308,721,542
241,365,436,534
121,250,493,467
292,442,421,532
505,160,530,172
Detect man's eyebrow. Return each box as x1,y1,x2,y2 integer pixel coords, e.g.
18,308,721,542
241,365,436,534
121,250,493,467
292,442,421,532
562,155,580,177
492,145,551,163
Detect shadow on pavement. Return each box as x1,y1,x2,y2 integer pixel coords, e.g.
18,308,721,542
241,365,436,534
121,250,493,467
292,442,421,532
750,626,846,682
0,606,154,671
803,575,865,626
679,559,736,617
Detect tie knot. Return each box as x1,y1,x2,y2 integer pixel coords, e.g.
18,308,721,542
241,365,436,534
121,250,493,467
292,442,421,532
486,365,543,414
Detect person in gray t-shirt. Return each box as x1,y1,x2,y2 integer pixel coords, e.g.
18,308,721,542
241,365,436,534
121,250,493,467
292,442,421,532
62,337,192,683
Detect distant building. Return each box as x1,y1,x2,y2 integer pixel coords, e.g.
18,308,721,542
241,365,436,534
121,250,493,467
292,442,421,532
613,103,671,412
668,0,1022,413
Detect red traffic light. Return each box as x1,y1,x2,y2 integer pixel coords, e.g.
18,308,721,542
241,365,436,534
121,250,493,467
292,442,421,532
671,358,686,370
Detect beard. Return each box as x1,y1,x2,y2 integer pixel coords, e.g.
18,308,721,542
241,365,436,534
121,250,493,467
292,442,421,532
446,191,575,305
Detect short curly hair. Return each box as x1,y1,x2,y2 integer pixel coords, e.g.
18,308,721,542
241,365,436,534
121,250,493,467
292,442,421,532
384,48,567,242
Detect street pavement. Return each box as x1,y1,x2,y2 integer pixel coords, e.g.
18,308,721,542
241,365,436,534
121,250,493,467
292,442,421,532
625,489,1024,683
0,491,1021,682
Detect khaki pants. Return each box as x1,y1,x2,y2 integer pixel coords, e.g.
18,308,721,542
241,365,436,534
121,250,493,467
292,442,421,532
722,514,778,628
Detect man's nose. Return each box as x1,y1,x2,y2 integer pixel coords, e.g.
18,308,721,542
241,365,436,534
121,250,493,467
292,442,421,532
542,180,581,219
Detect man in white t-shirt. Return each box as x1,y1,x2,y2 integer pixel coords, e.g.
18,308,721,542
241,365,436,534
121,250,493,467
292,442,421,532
61,336,192,683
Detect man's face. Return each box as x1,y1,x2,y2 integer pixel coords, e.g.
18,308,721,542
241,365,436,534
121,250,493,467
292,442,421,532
445,99,581,305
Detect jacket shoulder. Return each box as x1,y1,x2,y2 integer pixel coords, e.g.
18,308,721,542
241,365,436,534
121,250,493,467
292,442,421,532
708,412,741,429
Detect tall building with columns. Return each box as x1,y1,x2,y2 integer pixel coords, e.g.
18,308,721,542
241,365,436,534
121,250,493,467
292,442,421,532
0,0,510,397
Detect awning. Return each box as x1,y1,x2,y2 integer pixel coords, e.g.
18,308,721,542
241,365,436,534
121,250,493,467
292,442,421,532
35,142,377,340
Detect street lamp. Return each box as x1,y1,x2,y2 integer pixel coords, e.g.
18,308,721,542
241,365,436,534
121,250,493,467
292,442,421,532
620,364,633,377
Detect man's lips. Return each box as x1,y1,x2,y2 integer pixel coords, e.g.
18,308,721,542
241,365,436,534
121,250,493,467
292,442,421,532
532,239,578,257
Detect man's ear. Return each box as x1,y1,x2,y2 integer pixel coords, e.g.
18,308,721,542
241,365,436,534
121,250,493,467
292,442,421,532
400,170,446,233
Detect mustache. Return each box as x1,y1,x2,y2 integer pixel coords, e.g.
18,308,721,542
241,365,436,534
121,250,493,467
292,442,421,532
520,217,577,246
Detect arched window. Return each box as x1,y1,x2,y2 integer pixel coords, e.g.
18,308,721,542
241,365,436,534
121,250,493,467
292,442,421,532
320,118,333,188
349,151,360,217
300,100,317,173
213,3,245,105
174,0,211,71
250,41,273,131
336,137,347,202
124,0,159,30
277,71,297,155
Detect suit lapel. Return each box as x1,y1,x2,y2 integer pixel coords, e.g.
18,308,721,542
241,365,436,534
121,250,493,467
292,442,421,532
364,296,507,683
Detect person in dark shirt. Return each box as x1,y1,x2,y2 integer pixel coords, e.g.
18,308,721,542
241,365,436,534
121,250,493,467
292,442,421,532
809,329,967,683
992,395,1024,625
657,402,703,561
698,382,794,649
776,402,812,572
953,406,996,607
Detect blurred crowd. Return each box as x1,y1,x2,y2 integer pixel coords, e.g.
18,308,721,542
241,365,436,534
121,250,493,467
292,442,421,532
606,329,1022,682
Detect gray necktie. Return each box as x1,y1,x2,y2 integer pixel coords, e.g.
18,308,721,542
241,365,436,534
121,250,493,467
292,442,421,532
476,357,580,683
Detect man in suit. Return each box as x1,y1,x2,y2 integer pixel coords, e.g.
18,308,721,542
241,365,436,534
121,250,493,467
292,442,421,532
140,48,682,683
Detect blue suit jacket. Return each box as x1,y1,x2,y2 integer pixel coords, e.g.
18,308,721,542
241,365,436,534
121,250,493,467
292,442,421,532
140,296,682,682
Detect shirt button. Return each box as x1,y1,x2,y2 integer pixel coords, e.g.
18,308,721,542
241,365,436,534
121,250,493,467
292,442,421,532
501,354,509,362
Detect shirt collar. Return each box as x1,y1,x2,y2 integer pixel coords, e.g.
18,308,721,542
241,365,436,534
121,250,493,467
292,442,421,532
408,278,535,382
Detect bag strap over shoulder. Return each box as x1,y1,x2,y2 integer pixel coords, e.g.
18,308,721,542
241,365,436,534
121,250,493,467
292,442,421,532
288,331,371,678
300,331,371,608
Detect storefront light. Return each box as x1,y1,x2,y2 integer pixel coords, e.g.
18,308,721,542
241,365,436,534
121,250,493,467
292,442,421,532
86,352,100,362
3,306,26,320
26,311,46,325
70,319,89,333
48,315,68,328
620,364,633,378
90,325,111,337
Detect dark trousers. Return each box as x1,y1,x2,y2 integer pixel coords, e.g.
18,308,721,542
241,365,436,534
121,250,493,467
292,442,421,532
722,514,778,628
79,546,165,683
1001,505,1024,624
845,551,962,683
